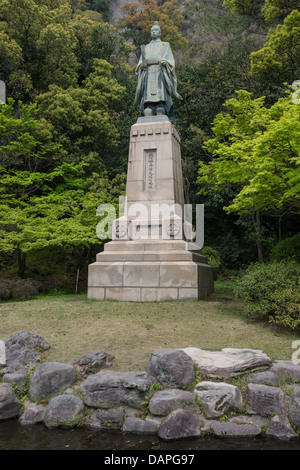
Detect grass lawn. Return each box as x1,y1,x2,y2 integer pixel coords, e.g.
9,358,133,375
0,281,298,372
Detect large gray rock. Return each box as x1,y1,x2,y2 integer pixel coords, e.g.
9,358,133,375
181,347,271,378
4,330,50,373
271,361,300,383
123,417,159,435
6,330,50,351
266,415,298,441
19,400,46,426
71,350,114,378
246,383,286,415
289,385,300,430
3,372,26,391
147,349,195,389
248,371,280,387
211,422,261,438
149,389,196,416
158,409,201,441
0,383,21,421
79,370,152,409
29,362,77,401
44,395,84,429
97,408,125,430
85,408,126,430
194,381,243,418
229,414,268,428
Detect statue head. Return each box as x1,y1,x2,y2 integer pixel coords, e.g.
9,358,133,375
151,21,161,39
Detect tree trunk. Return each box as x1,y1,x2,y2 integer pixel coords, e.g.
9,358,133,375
278,214,283,241
254,211,264,263
184,176,190,205
17,249,26,277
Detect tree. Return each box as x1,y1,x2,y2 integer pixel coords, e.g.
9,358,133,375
0,0,79,99
35,59,125,176
118,0,188,52
262,0,300,22
0,0,131,101
71,14,133,83
0,99,122,275
197,90,300,262
222,0,265,17
251,10,300,86
87,0,111,22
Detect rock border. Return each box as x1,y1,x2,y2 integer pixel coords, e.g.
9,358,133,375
0,331,300,443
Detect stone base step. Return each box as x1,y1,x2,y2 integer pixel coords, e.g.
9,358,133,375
88,259,214,302
102,239,199,253
88,286,208,302
96,250,206,263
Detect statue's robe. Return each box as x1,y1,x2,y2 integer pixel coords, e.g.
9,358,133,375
134,39,182,123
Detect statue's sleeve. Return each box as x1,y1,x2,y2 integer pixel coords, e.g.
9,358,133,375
162,43,175,68
134,50,147,106
161,43,182,100
136,54,142,73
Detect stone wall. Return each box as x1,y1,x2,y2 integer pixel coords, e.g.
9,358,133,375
1,331,300,442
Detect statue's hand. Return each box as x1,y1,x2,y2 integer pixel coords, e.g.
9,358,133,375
160,60,167,67
141,63,147,70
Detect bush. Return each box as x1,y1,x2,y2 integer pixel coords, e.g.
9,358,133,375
234,261,300,330
202,247,221,279
269,289,300,330
270,234,300,263
0,278,42,301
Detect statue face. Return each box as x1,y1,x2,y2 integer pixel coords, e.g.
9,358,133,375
151,25,161,39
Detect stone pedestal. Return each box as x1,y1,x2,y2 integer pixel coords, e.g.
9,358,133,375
88,117,214,302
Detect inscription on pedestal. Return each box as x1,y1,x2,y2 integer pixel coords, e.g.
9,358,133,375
144,149,157,191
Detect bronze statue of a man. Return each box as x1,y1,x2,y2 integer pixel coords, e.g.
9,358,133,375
134,21,182,124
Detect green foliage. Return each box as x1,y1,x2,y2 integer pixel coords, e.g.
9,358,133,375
197,89,300,262
202,246,221,278
86,0,111,22
199,89,300,215
0,0,132,101
270,234,300,262
0,98,121,275
36,59,126,174
251,10,300,85
202,247,221,270
234,261,300,329
0,0,78,99
262,0,300,22
71,15,133,83
223,0,264,17
269,288,300,330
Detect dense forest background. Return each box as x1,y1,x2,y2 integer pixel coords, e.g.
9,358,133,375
0,0,299,294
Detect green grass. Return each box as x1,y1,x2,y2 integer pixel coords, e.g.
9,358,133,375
0,282,298,372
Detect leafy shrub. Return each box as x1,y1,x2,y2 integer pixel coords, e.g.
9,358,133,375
269,289,300,330
202,247,221,279
234,261,300,330
270,234,300,263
